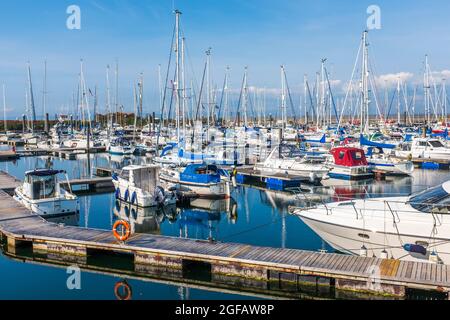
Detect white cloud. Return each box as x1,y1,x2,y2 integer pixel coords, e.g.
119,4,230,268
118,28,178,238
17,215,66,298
431,70,450,81
375,72,414,88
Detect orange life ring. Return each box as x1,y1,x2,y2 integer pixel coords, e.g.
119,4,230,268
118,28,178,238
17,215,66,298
114,280,132,300
113,220,131,242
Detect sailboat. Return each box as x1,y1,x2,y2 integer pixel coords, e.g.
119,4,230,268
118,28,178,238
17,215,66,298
254,144,329,184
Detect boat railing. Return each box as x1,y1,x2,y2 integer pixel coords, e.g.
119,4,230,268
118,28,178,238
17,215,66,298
385,200,401,224
286,187,331,214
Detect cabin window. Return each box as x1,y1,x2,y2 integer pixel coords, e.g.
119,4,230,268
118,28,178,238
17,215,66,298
402,144,411,151
429,140,444,148
31,176,57,200
120,170,130,181
353,152,362,160
339,151,345,159
418,141,428,147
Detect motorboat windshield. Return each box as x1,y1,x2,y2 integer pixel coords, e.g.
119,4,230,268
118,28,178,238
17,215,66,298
409,182,450,213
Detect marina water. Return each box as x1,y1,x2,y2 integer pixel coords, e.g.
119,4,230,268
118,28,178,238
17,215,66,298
0,153,449,299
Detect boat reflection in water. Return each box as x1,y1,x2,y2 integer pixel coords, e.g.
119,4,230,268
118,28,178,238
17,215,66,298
113,200,177,234
112,197,237,237
179,197,238,239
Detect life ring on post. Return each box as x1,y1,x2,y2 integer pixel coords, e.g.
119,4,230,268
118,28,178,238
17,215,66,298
114,280,132,301
113,220,131,242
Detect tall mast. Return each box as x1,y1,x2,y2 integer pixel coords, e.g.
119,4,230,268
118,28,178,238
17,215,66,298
158,64,163,128
243,67,248,127
320,59,327,128
93,85,97,123
43,60,47,120
397,77,401,124
174,9,182,143
133,84,138,141
181,37,186,138
206,47,211,141
280,65,287,128
106,65,111,128
115,60,119,125
224,66,230,125
315,72,320,129
2,85,6,132
424,55,430,125
303,74,308,124
27,62,36,132
444,79,448,125
80,59,91,125
138,73,144,128
361,31,370,134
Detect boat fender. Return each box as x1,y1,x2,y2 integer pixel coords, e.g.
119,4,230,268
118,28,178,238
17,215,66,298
124,205,130,217
115,188,121,200
403,244,427,256
359,245,368,257
131,191,137,205
124,189,130,202
309,172,317,183
131,208,138,220
113,220,131,242
115,200,121,212
112,173,118,181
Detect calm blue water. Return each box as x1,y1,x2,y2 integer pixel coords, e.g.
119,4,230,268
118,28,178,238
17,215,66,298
0,154,449,300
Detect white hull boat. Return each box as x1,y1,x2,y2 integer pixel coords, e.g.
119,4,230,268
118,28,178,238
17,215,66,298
294,180,450,265
14,169,79,217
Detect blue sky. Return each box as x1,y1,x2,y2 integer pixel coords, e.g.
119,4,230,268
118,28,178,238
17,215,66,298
1,0,450,119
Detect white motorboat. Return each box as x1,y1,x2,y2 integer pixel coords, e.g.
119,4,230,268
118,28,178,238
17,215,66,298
160,164,231,199
294,180,450,264
254,145,329,184
366,150,414,176
112,165,177,208
395,138,450,162
14,169,79,217
108,138,135,155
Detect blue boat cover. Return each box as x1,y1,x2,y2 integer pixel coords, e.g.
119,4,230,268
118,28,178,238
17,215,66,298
359,134,396,149
304,134,326,144
180,164,221,184
26,169,65,177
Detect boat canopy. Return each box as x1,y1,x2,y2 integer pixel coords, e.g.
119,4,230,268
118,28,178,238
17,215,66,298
331,147,368,167
359,134,396,149
25,169,65,177
180,164,221,184
160,142,178,157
